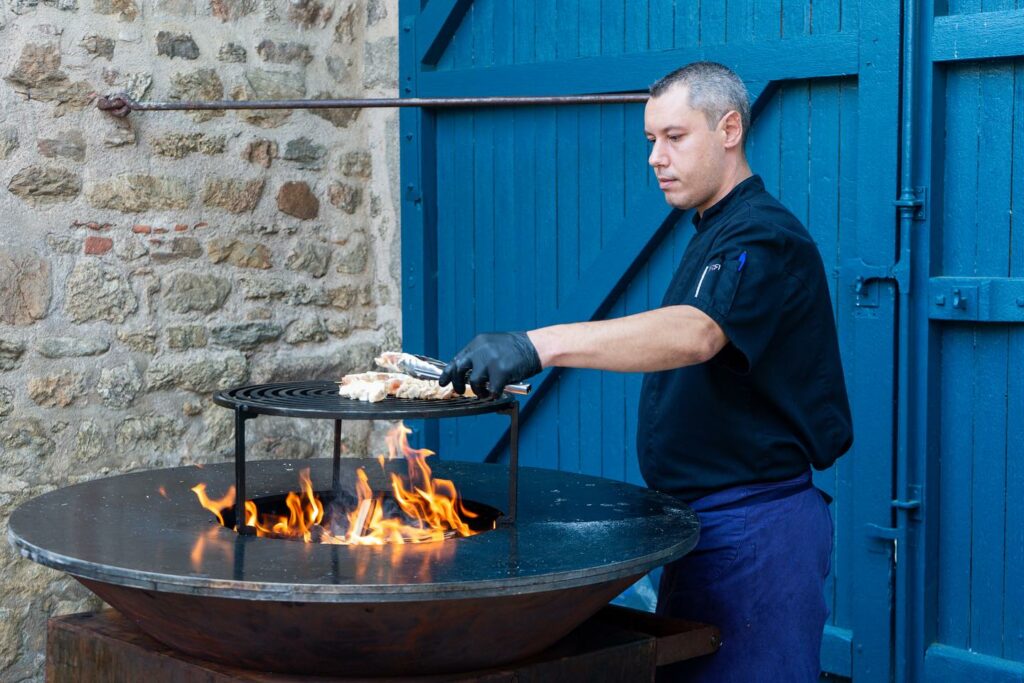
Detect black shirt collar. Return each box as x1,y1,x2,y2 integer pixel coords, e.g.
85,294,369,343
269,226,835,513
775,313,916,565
691,175,764,232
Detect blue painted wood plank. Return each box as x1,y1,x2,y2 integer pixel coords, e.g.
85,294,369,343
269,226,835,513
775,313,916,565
752,0,780,40
536,106,559,326
727,0,753,43
625,0,650,53
1007,59,1024,663
601,0,626,55
838,0,857,32
556,0,580,60
518,112,539,331
492,0,512,67
969,61,1014,656
474,111,496,336
925,643,1024,682
934,10,1024,63
649,0,674,50
558,369,581,472
534,0,557,62
556,105,580,307
418,33,860,97
600,104,626,250
808,80,841,310
779,81,810,226
512,0,535,64
782,0,809,37
848,6,900,677
700,0,727,45
579,105,602,285
937,65,978,650
473,0,493,68
675,0,700,48
813,0,840,33
578,0,601,58
418,0,474,66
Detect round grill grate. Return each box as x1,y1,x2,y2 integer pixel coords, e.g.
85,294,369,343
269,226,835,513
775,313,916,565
213,381,516,420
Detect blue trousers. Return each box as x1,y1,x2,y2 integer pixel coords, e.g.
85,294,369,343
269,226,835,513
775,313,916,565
656,471,833,683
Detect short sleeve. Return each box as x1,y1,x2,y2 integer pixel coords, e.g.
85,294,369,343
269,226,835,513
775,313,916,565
686,232,794,374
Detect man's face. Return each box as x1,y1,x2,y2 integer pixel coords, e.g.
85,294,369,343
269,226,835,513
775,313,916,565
644,85,727,212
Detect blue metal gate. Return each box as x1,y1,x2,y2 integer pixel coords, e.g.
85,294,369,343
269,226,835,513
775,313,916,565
399,1,1024,680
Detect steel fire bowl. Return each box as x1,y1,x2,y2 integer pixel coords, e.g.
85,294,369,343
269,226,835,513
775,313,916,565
8,459,698,676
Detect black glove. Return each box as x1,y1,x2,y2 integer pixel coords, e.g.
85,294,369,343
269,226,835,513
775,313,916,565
438,332,542,398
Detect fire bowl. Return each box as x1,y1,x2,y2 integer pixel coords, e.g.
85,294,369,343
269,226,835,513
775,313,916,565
8,458,698,677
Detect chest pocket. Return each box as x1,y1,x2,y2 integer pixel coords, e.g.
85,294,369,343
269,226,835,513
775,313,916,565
693,258,743,317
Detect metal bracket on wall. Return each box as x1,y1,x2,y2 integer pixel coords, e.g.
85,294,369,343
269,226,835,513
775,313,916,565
893,186,927,221
928,277,1024,322
843,259,906,308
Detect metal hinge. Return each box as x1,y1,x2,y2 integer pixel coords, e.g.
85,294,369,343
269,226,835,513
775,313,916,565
893,186,927,221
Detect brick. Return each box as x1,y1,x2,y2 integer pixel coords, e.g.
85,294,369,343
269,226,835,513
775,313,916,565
84,236,113,255
132,224,152,234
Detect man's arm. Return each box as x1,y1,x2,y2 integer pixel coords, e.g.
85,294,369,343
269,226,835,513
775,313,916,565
440,305,730,396
528,304,728,373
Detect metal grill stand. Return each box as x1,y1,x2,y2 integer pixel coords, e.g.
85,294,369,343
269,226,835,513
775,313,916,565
212,382,521,534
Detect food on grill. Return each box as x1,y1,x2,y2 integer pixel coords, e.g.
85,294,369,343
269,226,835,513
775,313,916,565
374,351,420,373
338,369,475,402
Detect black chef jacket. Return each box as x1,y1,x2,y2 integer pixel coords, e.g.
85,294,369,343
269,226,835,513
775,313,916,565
637,175,853,502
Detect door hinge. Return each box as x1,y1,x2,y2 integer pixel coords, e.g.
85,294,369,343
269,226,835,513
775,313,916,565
894,186,927,221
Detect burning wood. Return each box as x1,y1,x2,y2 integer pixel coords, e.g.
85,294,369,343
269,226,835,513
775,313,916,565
190,422,490,545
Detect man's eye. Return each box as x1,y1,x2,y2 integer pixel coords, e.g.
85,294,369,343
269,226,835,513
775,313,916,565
669,134,683,142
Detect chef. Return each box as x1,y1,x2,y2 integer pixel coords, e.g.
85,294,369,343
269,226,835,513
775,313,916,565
439,61,853,682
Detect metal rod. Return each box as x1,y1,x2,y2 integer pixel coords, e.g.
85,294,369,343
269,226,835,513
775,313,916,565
97,92,649,117
234,408,256,535
332,419,342,495
504,401,520,526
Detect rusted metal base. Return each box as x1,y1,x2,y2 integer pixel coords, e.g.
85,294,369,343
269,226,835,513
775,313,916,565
47,608,719,683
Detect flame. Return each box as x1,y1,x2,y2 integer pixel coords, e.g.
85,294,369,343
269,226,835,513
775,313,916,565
190,422,491,546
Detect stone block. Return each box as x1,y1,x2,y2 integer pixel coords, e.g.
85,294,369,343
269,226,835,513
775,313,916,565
207,238,272,269
201,178,265,213
8,165,81,204
285,240,330,278
156,31,199,59
0,249,51,325
210,321,283,350
27,371,87,407
85,174,190,213
65,261,138,323
36,337,110,358
276,181,318,219
328,181,361,214
96,361,142,408
0,340,27,371
163,271,231,313
144,351,248,392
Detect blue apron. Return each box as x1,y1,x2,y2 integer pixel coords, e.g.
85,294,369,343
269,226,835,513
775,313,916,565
656,471,833,683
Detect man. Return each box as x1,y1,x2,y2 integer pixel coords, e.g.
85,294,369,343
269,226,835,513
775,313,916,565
439,62,853,682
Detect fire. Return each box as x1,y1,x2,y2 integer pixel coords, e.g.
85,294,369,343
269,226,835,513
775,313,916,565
190,422,489,545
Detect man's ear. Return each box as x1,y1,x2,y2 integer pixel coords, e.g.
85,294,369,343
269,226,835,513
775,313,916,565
719,110,744,149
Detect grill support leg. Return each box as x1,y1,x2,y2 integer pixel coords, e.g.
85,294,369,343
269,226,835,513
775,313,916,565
500,401,520,527
332,419,342,495
234,407,257,535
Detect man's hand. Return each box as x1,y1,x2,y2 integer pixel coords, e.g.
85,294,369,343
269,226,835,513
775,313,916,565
439,332,542,398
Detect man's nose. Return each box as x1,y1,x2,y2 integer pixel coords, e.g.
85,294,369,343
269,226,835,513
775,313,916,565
648,140,666,168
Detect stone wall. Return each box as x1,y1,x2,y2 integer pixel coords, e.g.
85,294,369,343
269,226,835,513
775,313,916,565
0,0,400,678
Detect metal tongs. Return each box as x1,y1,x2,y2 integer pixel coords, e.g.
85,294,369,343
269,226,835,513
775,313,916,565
390,353,531,396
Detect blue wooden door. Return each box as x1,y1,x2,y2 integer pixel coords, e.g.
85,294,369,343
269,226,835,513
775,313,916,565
913,4,1024,682
400,1,900,679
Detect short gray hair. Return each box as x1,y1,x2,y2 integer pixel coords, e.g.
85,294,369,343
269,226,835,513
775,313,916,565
650,62,751,143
